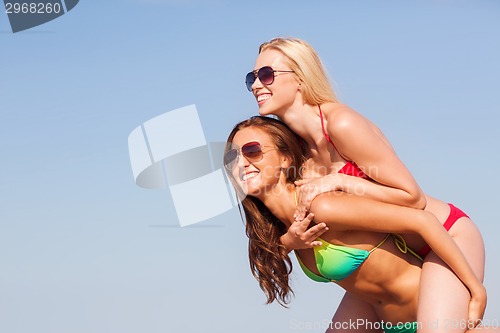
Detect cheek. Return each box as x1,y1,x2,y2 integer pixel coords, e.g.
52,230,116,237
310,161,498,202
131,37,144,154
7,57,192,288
229,169,248,198
275,81,299,102
259,164,282,182
230,165,242,186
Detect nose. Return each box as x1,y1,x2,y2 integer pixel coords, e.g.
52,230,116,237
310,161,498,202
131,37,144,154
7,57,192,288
232,153,250,180
251,75,262,93
237,152,252,169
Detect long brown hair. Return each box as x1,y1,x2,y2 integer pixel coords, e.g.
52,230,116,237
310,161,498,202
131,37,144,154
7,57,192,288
225,116,307,306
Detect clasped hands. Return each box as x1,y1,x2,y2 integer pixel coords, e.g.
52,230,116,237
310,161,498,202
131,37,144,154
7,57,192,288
280,178,330,251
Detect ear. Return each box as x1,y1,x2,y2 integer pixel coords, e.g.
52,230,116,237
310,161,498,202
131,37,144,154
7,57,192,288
281,155,292,169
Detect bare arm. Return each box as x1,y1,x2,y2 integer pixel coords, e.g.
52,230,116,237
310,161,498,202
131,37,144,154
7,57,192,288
327,104,426,208
295,105,426,220
311,192,486,324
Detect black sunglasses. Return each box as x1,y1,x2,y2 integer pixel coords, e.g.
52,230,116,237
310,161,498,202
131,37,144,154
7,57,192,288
245,66,295,91
224,141,275,170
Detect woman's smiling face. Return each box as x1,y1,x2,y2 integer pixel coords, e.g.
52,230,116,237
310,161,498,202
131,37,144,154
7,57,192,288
250,49,301,117
228,127,287,199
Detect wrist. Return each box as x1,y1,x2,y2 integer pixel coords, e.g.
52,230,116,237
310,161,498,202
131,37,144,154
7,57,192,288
469,282,486,299
280,233,291,251
322,173,343,192
332,173,348,192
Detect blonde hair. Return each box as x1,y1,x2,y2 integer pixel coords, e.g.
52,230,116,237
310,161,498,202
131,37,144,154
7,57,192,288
259,37,337,105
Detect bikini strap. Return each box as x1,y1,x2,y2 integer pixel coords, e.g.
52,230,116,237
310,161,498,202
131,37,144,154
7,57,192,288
319,105,348,160
319,105,334,145
391,234,424,261
368,233,390,254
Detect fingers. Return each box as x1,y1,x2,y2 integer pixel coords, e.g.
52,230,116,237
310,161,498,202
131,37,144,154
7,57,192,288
294,207,307,221
306,223,328,247
468,298,486,329
294,194,312,220
295,185,319,220
292,213,314,229
287,213,328,249
302,212,315,222
298,219,328,248
294,188,308,220
309,223,329,240
294,178,316,186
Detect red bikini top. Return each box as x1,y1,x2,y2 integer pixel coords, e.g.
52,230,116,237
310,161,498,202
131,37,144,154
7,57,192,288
319,106,369,179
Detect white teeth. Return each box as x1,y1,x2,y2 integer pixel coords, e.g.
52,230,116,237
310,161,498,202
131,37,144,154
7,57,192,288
257,94,271,102
242,172,258,181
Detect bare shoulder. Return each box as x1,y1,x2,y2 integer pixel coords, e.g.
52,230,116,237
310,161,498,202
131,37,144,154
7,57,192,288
309,191,355,223
322,103,371,133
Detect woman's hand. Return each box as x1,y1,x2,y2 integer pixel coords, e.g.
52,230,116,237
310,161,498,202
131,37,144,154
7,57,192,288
468,284,487,328
280,213,328,252
294,174,344,221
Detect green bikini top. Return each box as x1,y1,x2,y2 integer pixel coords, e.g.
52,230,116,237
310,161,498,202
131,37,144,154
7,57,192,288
296,234,390,282
296,233,423,283
292,188,423,283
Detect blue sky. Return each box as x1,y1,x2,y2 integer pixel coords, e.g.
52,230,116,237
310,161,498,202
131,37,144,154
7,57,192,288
1,1,499,332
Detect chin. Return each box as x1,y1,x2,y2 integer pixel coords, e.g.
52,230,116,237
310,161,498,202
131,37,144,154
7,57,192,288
258,105,275,117
234,182,249,200
242,182,266,199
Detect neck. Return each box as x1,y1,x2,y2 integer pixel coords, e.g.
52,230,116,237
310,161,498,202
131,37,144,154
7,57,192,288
259,184,296,228
279,104,325,150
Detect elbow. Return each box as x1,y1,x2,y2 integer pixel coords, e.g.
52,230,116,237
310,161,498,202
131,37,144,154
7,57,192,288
405,188,427,210
410,193,427,210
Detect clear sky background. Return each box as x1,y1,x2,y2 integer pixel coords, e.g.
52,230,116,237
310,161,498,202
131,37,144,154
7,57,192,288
1,1,499,332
